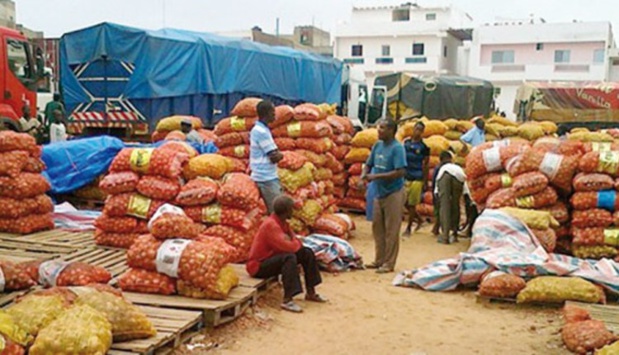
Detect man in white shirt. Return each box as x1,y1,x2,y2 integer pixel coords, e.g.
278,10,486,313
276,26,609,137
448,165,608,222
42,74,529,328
434,151,468,244
18,106,41,138
50,110,68,143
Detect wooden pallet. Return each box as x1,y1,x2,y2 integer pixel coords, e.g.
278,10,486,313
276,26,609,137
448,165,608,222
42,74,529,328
566,301,619,333
476,293,563,308
60,247,128,279
108,306,202,355
229,263,278,294
123,286,257,327
0,289,30,307
12,229,97,248
0,237,78,263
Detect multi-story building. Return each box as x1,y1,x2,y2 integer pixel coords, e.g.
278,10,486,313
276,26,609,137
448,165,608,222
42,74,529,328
334,3,473,86
465,20,616,118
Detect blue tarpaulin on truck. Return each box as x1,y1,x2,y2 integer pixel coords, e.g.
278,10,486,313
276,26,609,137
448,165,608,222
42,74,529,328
60,22,343,127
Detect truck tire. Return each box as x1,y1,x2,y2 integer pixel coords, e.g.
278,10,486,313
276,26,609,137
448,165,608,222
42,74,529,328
0,118,20,132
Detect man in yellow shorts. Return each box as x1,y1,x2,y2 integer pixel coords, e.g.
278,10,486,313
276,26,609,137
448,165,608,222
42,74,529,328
402,122,429,236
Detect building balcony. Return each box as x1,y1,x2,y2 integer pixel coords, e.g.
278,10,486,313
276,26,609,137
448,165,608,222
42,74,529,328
341,55,451,74
471,63,607,83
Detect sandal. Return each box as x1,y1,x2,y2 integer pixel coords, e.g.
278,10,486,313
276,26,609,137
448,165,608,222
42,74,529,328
376,267,394,274
365,262,381,269
280,301,303,313
305,294,328,303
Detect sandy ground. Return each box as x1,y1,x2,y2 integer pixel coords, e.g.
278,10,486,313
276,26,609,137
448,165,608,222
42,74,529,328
176,216,570,355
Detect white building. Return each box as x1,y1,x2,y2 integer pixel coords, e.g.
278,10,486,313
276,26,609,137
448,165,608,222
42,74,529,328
334,3,473,87
465,20,616,118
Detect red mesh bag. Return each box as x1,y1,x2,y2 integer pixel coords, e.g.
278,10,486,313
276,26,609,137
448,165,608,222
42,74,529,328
415,203,434,217
152,130,166,142
0,335,25,355
486,187,558,209
541,202,570,224
164,130,186,141
21,261,111,287
556,225,571,239
465,143,529,180
512,172,549,197
278,151,308,170
271,120,332,138
326,115,355,135
294,138,333,154
159,141,198,158
202,225,254,263
127,235,159,270
103,193,165,220
0,173,49,198
572,210,613,228
613,210,619,226
296,149,327,167
118,268,176,295
346,188,366,200
324,152,344,173
150,213,200,240
94,214,138,233
215,132,250,149
274,137,296,151
175,178,218,206
94,230,140,248
217,173,262,211
136,175,180,200
562,320,616,354
478,271,526,298
0,150,29,177
563,304,591,324
506,150,578,192
313,214,348,237
231,98,260,117
338,198,366,211
293,103,322,121
573,173,614,192
532,228,557,252
110,148,189,179
214,117,258,135
227,158,248,173
348,175,366,190
99,171,140,195
332,172,348,186
0,261,35,291
331,145,350,161
333,187,346,199
423,191,434,205
0,214,53,234
583,141,619,153
571,191,619,211
0,195,53,219
572,227,619,246
579,151,619,177
184,204,258,231
23,157,46,173
270,105,295,127
484,173,513,195
218,145,250,159
0,131,37,154
313,168,333,182
334,133,352,145
533,137,585,156
486,188,515,209
348,163,363,176
471,187,492,206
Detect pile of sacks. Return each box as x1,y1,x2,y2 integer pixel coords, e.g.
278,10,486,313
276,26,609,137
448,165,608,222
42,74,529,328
119,204,240,299
325,115,355,200
0,131,53,234
339,128,378,212
95,143,192,248
151,115,216,143
561,304,617,354
3,284,156,354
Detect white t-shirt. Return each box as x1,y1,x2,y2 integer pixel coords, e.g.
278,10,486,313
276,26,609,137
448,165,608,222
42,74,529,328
50,123,67,143
19,117,40,135
434,163,470,196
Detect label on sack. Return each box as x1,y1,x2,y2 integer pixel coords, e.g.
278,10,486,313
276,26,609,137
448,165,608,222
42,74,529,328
500,174,513,188
516,196,535,209
129,148,154,174
39,260,70,287
202,204,222,224
234,145,246,158
0,266,4,293
148,203,186,231
156,239,192,278
592,142,612,152
492,140,510,148
603,229,619,246
597,190,617,211
287,121,301,138
128,194,152,219
598,151,619,175
230,116,246,131
539,153,563,179
323,137,333,151
482,147,502,172
481,270,506,283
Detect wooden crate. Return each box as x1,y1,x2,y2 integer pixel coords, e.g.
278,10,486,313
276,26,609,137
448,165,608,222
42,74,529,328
229,263,278,294
13,229,97,248
108,306,202,355
123,286,257,327
566,301,619,333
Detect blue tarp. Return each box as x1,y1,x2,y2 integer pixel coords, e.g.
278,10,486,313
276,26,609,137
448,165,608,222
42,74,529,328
42,136,125,194
60,23,343,127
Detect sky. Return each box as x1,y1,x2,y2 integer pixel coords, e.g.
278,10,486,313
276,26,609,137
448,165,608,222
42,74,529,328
15,0,619,38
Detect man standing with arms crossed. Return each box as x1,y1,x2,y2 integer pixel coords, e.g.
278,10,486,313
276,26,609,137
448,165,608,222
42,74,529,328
361,119,407,274
250,100,284,214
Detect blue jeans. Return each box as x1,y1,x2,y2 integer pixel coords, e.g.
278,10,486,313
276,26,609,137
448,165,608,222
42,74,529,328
256,179,282,215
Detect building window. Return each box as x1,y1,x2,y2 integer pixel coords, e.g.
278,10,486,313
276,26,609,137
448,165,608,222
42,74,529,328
593,49,605,64
382,45,391,57
443,46,448,58
554,50,571,63
491,50,515,64
536,43,544,51
392,9,410,22
375,57,393,64
494,87,502,96
351,45,363,57
406,57,427,64
412,43,425,56
426,13,436,21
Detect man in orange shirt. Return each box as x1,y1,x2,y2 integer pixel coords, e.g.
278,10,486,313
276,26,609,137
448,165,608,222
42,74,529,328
246,195,327,313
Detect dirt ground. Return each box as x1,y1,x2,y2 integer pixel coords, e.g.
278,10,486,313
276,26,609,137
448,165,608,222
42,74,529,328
177,216,570,355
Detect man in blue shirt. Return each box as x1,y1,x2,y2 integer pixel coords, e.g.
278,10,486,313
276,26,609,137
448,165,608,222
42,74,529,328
250,100,284,214
361,119,406,274
460,117,486,150
402,121,429,236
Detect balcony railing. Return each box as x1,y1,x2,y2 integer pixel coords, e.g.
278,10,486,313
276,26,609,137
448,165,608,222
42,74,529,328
405,57,427,64
343,58,364,64
375,57,393,64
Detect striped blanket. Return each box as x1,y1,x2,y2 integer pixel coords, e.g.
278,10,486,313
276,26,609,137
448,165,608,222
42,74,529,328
53,202,100,231
303,234,364,273
393,209,619,293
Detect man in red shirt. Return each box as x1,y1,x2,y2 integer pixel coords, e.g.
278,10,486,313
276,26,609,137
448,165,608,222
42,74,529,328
246,195,327,313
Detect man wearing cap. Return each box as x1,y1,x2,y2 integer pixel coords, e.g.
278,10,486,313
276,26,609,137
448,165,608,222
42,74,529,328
180,119,204,144
460,117,486,150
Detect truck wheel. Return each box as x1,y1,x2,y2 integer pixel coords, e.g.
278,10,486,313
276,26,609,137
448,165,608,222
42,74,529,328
0,118,20,132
